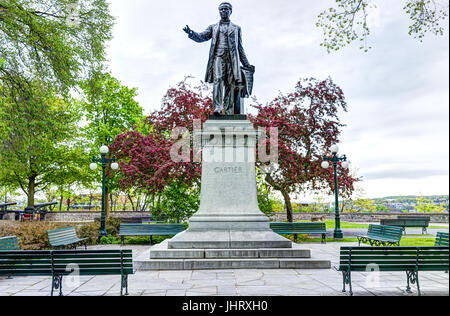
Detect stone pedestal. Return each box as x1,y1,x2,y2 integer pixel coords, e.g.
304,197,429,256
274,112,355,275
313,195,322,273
139,117,332,270
168,118,291,249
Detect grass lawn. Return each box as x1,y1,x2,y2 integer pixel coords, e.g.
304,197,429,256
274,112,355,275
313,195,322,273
297,220,370,229
298,236,437,246
298,220,448,230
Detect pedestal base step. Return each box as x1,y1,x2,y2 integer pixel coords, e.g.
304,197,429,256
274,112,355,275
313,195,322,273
134,240,331,271
167,229,293,249
150,248,311,259
136,258,331,271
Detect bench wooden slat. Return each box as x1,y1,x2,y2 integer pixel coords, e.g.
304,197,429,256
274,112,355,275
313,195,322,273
338,246,449,296
435,232,449,247
270,222,327,243
357,225,403,246
119,223,185,245
47,227,87,249
0,249,134,296
0,236,19,250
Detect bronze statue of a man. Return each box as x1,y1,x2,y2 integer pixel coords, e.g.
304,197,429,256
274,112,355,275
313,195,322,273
183,2,255,116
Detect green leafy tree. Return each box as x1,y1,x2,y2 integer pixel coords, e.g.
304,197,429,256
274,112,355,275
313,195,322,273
155,182,200,223
45,142,96,211
0,84,83,207
0,0,114,96
0,183,20,203
415,196,446,213
352,198,377,213
376,204,389,212
80,72,144,216
317,0,449,53
81,72,144,149
256,170,275,218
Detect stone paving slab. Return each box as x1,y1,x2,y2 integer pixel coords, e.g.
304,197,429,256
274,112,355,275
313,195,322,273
0,243,448,296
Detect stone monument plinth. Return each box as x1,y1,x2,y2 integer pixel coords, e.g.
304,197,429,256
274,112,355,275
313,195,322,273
168,117,291,249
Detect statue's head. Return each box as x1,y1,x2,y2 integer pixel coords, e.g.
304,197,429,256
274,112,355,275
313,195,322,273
219,2,232,20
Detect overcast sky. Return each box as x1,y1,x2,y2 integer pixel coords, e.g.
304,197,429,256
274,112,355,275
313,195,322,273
105,0,449,200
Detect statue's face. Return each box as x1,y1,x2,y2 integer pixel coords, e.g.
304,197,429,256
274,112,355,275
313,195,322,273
219,5,232,20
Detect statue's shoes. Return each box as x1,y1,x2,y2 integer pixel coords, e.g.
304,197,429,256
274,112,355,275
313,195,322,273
213,111,221,117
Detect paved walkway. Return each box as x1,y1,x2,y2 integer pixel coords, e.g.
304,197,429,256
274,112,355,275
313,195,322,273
0,242,448,296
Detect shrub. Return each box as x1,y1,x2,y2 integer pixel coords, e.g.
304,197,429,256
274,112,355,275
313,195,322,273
0,217,124,250
0,221,67,250
77,217,123,245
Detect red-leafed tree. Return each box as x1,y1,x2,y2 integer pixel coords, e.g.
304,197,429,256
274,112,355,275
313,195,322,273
249,77,359,222
109,80,212,215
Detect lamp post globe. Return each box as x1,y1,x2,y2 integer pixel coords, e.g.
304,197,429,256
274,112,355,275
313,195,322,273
342,161,350,169
330,144,339,154
89,163,98,171
100,145,109,155
111,162,119,170
321,161,330,169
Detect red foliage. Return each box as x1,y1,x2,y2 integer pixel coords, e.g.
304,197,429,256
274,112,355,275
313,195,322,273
249,77,359,220
109,80,212,193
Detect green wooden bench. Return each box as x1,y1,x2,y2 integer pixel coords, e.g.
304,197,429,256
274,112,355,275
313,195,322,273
0,249,133,296
338,246,449,296
357,224,403,247
0,236,19,251
119,223,185,245
270,222,327,244
47,227,88,249
380,216,430,234
435,232,449,247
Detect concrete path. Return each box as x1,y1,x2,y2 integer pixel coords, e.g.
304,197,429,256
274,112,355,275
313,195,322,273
0,243,448,296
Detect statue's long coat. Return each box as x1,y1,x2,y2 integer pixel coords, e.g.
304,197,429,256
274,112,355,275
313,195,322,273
189,22,251,84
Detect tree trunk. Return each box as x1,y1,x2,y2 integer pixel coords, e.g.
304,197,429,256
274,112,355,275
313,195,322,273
27,176,36,208
127,193,136,212
105,186,110,217
122,194,127,211
281,190,294,223
89,192,93,210
59,194,63,212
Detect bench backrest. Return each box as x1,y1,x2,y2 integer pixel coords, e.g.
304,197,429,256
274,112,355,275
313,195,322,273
0,249,133,276
121,217,153,224
0,236,19,250
381,218,429,227
47,227,79,246
270,222,326,233
367,224,403,241
397,216,431,221
339,246,449,272
119,223,185,235
435,232,449,247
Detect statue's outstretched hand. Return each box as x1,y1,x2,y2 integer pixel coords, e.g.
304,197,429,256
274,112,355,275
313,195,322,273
183,25,192,36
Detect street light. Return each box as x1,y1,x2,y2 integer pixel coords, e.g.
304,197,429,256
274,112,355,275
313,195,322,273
322,144,349,240
90,145,118,239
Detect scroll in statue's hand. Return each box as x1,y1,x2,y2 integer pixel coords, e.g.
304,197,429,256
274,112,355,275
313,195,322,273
243,65,255,73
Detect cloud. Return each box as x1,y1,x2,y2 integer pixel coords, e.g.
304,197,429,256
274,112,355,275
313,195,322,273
363,168,449,180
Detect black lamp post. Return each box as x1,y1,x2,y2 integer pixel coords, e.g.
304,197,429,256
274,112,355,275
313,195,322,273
322,144,350,240
90,145,119,239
